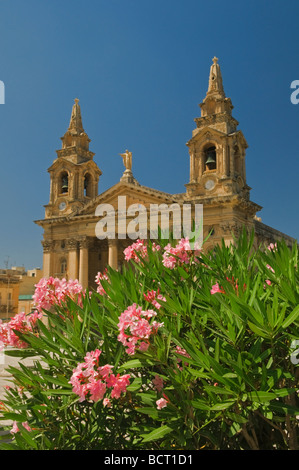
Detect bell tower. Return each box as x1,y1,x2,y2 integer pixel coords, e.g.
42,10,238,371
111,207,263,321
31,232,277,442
186,57,249,199
185,57,262,247
45,99,102,218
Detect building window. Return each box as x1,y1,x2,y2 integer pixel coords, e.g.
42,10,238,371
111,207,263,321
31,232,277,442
60,258,67,275
205,146,217,171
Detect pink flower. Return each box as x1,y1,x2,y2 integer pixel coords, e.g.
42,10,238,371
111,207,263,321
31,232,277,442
87,379,106,402
267,243,277,251
153,375,164,392
210,283,225,295
263,279,272,289
10,421,32,434
175,346,190,358
123,239,148,263
10,421,19,434
106,373,131,399
143,289,166,310
175,345,191,369
266,264,275,273
117,304,162,355
152,242,161,252
69,349,130,403
32,277,86,314
95,269,109,295
0,312,41,350
156,398,168,410
139,341,150,352
162,238,201,270
103,398,112,408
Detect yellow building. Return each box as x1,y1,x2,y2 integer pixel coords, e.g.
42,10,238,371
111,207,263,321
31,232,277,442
0,272,20,321
35,58,295,289
18,268,43,314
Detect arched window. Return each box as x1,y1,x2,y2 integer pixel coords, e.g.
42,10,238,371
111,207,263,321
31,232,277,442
60,258,67,275
60,171,69,194
84,173,92,197
205,146,217,171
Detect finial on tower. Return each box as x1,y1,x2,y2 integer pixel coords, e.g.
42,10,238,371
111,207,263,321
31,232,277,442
207,56,225,97
68,98,84,134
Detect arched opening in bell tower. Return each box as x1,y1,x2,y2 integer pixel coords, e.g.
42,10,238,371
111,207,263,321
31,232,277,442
60,171,69,194
204,146,217,171
84,173,93,198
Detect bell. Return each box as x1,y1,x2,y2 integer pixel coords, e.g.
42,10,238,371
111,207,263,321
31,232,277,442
205,153,216,165
61,179,68,193
62,184,68,192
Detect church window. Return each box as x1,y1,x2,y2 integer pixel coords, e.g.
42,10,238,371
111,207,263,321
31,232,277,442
60,258,67,274
205,146,217,171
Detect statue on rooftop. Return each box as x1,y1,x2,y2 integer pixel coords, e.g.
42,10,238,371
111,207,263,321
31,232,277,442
120,150,132,171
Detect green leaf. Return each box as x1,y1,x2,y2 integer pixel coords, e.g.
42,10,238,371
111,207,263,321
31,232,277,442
191,400,210,411
17,423,38,450
246,389,293,402
40,389,73,396
127,377,142,392
210,400,235,411
141,425,173,443
118,358,155,372
248,321,271,339
136,407,160,418
282,305,299,329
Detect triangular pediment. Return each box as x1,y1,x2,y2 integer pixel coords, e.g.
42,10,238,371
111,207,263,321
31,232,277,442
70,181,182,218
187,126,227,146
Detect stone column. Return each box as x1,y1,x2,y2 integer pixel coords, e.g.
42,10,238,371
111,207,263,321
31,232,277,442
229,145,235,177
41,240,55,278
189,147,196,183
108,239,118,270
66,239,79,281
79,237,90,288
223,144,228,177
242,151,246,181
198,151,204,179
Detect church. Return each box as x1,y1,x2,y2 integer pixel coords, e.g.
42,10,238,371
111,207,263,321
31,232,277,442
34,58,295,289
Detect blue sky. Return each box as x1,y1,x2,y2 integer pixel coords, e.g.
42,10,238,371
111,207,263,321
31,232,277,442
0,0,298,269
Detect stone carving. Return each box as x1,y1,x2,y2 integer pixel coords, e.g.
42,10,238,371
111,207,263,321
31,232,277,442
65,239,79,251
78,236,93,250
220,222,242,237
41,240,55,253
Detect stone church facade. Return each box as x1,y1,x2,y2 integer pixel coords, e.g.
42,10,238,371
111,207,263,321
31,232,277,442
35,58,295,289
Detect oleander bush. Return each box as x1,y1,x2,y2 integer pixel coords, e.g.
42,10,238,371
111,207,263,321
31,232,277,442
0,229,298,450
